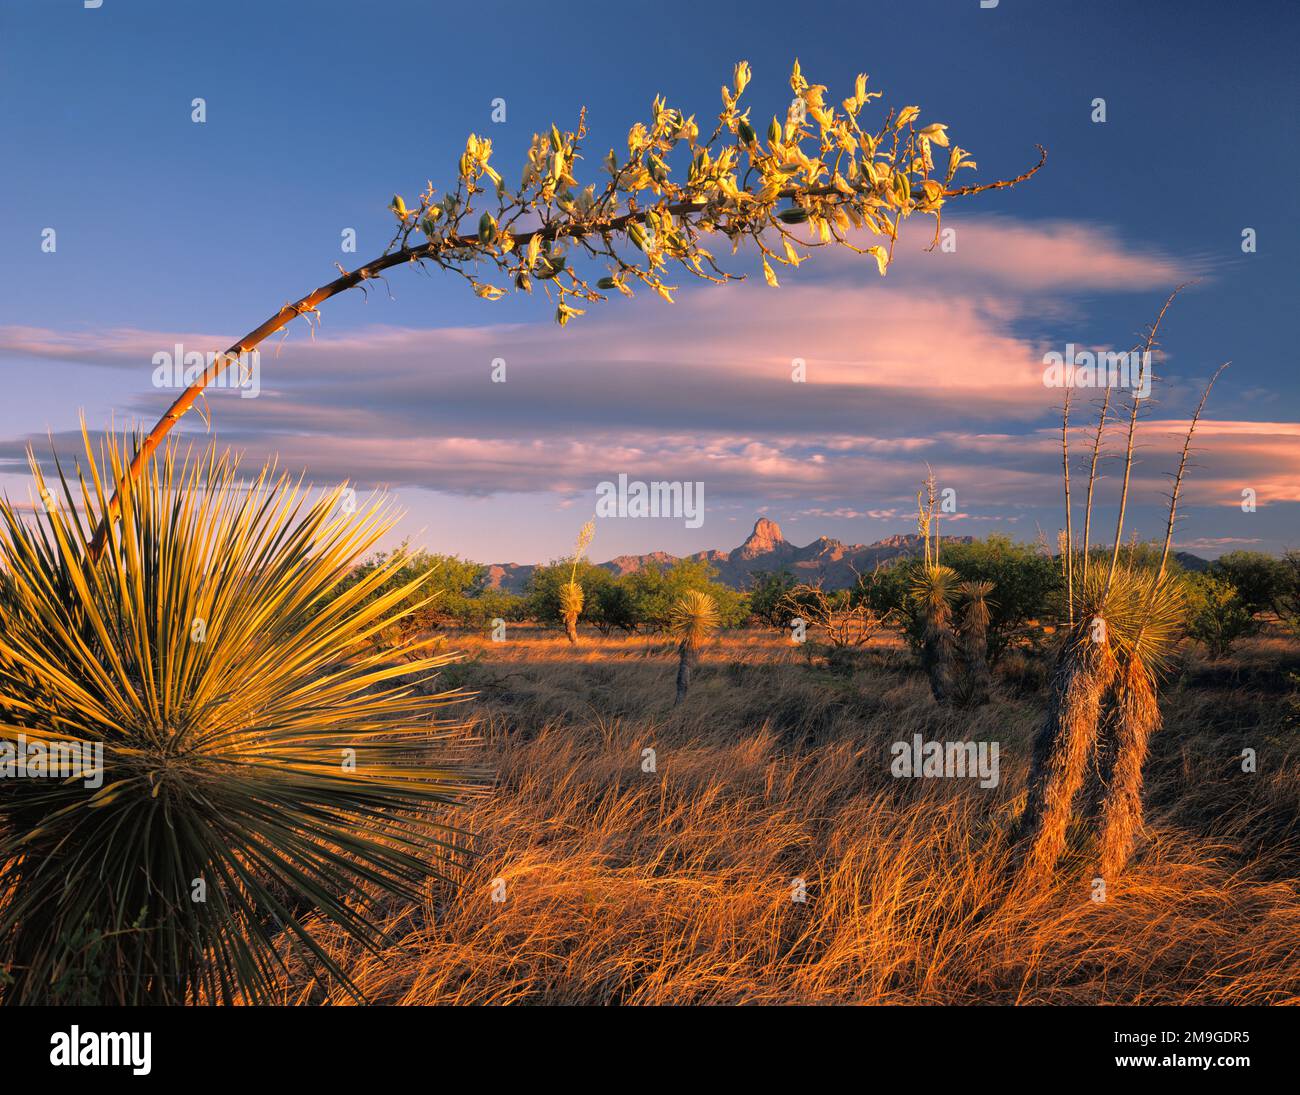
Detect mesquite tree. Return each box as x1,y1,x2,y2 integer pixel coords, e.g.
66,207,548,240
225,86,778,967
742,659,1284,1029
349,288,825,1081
87,60,1043,556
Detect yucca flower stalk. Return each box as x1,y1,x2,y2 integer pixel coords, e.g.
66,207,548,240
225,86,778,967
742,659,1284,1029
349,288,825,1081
956,580,995,708
560,520,596,645
0,431,486,1005
86,62,1044,562
668,590,721,705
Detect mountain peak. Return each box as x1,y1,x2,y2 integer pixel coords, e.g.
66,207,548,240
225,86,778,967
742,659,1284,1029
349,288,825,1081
738,517,786,556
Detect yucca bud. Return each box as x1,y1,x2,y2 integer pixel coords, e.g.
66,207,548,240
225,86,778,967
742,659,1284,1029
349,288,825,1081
479,213,497,243
777,207,809,224
597,276,617,290
767,116,781,144
737,119,757,146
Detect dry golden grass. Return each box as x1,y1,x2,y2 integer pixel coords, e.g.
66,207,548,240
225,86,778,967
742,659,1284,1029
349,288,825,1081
272,627,1300,1005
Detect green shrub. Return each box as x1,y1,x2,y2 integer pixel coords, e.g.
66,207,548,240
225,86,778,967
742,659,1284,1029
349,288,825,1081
1183,573,1259,658
1209,551,1288,616
525,560,613,630
747,569,798,630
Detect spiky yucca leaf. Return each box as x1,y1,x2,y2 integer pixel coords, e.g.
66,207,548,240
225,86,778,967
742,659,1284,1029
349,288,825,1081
559,579,584,644
1074,563,1185,674
669,590,721,647
909,564,959,617
909,565,959,704
0,431,486,1004
958,580,995,628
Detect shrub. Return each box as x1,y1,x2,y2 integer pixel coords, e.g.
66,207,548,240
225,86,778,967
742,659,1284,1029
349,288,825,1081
1209,551,1288,616
857,536,1059,662
747,569,798,630
524,560,612,631
617,560,746,632
1272,551,1300,637
1183,573,1259,658
341,547,486,636
781,581,887,648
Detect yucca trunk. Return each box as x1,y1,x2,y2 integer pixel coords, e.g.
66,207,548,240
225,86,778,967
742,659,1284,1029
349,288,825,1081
668,590,719,706
1097,657,1160,880
958,583,994,707
921,600,958,705
563,613,579,644
675,638,698,705
1017,623,1118,879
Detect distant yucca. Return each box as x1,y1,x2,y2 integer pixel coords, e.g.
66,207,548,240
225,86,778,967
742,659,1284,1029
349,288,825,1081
668,590,720,704
0,431,485,1004
956,580,995,707
560,580,585,645
910,565,959,704
560,519,595,645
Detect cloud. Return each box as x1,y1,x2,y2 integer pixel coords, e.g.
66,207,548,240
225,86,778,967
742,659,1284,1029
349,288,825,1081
0,216,1274,531
863,216,1193,293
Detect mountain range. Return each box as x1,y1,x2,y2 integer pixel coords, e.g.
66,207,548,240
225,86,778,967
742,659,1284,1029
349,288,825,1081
482,517,977,594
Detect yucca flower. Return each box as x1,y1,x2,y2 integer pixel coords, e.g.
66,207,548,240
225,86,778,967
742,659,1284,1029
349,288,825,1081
668,590,720,704
0,431,486,1004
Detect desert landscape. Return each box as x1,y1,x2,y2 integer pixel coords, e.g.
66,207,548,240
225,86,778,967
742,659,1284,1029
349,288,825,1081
1,3,1296,1065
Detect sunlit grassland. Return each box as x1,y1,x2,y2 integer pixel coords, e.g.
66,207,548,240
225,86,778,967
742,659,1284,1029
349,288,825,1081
271,626,1300,1005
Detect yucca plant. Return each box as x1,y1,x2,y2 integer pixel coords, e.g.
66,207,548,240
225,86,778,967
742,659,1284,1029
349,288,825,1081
668,590,720,705
910,564,960,705
907,471,959,703
956,580,995,707
559,580,584,645
560,520,596,645
1017,289,1225,883
0,431,486,1004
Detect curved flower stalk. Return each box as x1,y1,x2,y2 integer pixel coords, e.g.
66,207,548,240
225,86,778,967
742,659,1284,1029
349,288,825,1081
88,59,1044,559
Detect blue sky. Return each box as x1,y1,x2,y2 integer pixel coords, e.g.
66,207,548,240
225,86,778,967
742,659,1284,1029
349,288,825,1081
1,0,1296,564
